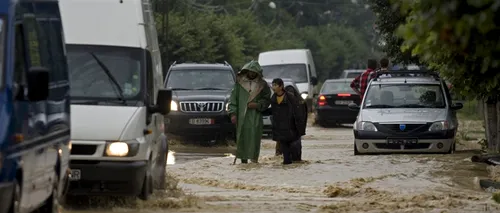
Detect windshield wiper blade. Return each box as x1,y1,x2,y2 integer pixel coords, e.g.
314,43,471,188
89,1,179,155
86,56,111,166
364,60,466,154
170,88,191,90
194,87,226,90
365,104,394,108
397,104,429,108
89,52,126,104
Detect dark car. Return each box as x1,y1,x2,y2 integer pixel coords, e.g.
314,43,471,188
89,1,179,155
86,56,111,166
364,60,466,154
262,78,299,136
164,62,236,142
314,78,360,127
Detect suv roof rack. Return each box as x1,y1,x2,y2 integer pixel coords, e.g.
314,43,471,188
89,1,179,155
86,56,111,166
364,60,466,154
374,70,440,81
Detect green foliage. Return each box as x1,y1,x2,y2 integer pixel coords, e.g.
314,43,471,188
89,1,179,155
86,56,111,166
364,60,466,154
396,0,500,99
367,0,420,64
154,0,380,79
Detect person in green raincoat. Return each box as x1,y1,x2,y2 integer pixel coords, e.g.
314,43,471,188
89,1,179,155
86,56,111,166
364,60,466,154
228,60,271,164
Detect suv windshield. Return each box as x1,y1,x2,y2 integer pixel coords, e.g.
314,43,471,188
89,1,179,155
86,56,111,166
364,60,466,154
0,18,5,87
67,45,143,100
363,84,446,109
261,64,307,83
166,69,235,90
321,81,354,94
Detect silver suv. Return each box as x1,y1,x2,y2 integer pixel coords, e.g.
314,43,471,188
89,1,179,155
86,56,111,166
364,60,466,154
348,71,463,155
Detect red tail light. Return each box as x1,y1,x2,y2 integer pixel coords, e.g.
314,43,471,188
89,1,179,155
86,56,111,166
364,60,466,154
318,95,326,106
337,93,351,97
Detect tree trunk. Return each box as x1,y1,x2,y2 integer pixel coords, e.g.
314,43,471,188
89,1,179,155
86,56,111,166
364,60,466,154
484,98,498,153
497,101,500,152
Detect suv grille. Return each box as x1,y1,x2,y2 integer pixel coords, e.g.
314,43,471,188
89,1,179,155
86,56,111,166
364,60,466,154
180,101,224,112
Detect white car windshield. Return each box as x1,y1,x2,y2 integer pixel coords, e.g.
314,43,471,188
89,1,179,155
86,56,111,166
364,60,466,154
363,84,446,109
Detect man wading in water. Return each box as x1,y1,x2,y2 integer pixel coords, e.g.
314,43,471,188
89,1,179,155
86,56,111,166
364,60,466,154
228,60,271,164
270,78,306,165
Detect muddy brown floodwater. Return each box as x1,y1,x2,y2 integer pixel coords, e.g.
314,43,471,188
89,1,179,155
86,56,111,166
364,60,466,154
63,124,500,213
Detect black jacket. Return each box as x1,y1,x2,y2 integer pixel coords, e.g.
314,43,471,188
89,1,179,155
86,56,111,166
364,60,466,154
270,91,306,142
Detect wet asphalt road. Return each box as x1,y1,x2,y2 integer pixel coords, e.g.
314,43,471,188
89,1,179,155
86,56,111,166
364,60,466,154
63,124,500,213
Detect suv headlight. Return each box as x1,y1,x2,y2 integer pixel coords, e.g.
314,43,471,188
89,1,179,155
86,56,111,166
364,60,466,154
301,93,308,99
358,121,378,131
171,101,178,111
428,121,451,131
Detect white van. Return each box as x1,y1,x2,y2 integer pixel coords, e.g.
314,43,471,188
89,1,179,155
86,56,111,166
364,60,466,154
258,49,318,111
60,0,171,200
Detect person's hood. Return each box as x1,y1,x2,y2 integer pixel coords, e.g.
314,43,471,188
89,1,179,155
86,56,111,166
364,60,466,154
237,60,263,78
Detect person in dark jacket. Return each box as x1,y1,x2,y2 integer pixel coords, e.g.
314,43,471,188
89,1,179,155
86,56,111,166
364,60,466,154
270,78,306,164
284,85,307,161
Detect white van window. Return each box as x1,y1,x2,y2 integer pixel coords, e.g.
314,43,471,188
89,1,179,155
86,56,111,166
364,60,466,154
261,64,308,83
67,45,143,99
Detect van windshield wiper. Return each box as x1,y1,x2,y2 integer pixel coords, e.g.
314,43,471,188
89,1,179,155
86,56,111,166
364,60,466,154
397,104,428,108
170,88,191,90
89,52,126,104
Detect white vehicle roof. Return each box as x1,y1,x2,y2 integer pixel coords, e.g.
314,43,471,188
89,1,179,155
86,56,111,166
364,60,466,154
258,49,311,66
60,0,146,48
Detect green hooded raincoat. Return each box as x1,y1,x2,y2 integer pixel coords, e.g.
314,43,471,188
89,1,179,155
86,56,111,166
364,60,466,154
228,61,271,161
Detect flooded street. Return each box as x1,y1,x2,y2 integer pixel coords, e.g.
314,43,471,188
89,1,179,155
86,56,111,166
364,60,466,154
63,124,500,213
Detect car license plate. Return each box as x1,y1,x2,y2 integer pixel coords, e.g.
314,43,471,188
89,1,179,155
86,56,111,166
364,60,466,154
335,100,353,105
387,138,418,144
69,169,81,181
189,118,213,125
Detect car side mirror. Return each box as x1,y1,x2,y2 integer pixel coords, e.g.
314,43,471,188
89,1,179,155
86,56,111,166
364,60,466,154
153,89,172,115
348,102,359,111
27,67,49,101
450,102,463,110
310,76,318,85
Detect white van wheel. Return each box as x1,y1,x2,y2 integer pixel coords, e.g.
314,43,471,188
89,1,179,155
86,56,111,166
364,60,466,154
154,140,167,190
139,163,153,200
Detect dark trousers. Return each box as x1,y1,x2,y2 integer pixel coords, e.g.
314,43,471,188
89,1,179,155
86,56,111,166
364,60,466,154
279,140,293,164
277,138,302,161
290,138,302,161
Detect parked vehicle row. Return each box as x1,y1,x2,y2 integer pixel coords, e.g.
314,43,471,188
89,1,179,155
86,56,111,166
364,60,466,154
1,0,173,212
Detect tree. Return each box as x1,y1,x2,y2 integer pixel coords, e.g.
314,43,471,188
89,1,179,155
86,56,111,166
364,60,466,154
396,0,500,152
367,0,419,64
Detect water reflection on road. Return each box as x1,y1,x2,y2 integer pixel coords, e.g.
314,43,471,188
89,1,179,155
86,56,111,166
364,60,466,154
63,125,500,213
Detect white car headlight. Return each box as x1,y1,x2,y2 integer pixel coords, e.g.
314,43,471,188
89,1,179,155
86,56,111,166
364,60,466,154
171,101,178,111
301,93,308,99
428,121,450,131
226,103,229,111
359,121,378,131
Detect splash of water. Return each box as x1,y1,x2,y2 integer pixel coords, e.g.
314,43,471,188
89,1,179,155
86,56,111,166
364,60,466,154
167,151,176,165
